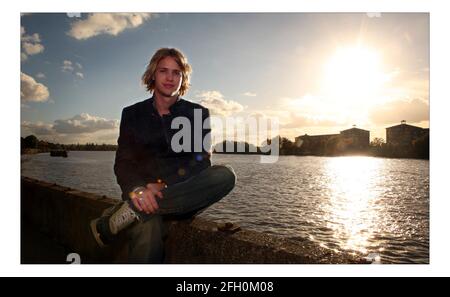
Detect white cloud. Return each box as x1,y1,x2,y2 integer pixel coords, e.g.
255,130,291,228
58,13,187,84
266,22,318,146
20,72,50,103
243,92,257,97
281,113,341,129
62,60,74,72
21,114,120,143
21,26,44,61
53,113,119,134
22,42,44,55
67,13,154,40
196,91,244,116
249,108,339,130
36,72,46,79
21,121,55,135
62,60,84,78
280,94,372,128
67,13,81,18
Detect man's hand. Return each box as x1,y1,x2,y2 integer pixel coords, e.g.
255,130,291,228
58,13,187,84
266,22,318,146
131,183,164,214
146,182,166,195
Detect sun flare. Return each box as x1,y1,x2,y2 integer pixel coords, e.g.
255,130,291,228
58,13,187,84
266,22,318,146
322,46,390,104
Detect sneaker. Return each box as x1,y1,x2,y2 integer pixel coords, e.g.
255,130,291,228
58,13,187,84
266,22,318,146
90,202,139,247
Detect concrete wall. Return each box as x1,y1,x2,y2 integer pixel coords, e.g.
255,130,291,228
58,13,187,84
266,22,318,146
21,176,368,264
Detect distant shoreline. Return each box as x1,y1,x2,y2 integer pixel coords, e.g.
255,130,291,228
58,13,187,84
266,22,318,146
213,152,429,160
21,149,429,160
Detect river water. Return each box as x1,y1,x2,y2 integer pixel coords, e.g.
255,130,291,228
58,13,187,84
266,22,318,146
21,151,429,263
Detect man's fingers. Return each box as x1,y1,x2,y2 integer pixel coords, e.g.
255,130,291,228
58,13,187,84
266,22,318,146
132,198,143,212
141,195,154,214
155,191,163,199
131,190,160,214
146,192,160,211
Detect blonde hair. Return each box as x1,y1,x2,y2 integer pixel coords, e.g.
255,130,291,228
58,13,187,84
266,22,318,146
141,48,192,96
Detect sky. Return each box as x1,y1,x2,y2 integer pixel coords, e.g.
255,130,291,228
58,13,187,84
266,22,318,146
20,13,429,145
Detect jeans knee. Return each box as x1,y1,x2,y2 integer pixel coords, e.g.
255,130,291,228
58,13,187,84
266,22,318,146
214,165,236,191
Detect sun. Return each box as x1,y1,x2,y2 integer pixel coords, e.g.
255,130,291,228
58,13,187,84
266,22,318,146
322,46,390,105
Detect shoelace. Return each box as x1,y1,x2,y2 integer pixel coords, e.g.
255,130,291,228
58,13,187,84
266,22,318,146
111,205,137,234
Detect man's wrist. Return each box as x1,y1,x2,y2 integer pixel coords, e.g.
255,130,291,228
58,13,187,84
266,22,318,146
129,186,147,199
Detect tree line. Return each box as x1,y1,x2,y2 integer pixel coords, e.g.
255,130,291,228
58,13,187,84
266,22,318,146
213,135,429,160
21,135,117,153
21,134,429,159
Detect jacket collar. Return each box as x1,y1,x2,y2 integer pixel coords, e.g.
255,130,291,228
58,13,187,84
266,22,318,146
148,95,183,115
146,95,183,117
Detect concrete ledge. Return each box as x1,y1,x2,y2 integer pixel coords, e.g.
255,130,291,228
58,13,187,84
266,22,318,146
21,176,368,264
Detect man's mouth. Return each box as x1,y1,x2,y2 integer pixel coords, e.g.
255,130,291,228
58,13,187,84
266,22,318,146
163,84,175,88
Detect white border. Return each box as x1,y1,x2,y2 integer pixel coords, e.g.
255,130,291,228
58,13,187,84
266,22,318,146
4,0,450,277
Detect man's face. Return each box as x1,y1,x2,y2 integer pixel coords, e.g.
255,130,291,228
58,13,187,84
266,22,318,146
153,56,183,98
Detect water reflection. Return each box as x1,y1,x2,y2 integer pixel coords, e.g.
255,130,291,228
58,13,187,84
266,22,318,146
323,156,383,254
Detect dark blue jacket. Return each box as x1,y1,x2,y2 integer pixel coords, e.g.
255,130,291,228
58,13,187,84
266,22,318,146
114,96,211,201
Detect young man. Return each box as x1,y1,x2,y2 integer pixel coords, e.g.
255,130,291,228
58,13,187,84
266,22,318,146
90,48,236,263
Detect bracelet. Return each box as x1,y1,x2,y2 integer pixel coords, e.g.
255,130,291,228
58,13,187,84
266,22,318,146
129,186,146,200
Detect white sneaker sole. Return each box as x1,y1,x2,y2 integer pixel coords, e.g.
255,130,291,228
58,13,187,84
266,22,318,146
90,218,106,248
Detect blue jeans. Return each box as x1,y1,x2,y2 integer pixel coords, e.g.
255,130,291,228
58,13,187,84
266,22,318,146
126,165,236,263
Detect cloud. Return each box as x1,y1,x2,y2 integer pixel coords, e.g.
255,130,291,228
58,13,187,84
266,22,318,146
22,42,44,56
21,121,55,135
251,109,339,130
385,76,429,101
279,95,351,125
280,113,340,129
53,113,119,134
67,13,81,18
21,26,44,61
249,111,269,119
67,13,154,40
22,114,120,143
20,72,50,102
36,72,46,79
41,130,119,145
243,92,257,97
62,60,74,72
369,98,429,125
196,91,244,116
62,60,84,78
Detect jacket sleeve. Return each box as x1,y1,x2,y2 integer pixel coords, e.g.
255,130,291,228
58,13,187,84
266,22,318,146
114,107,147,200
